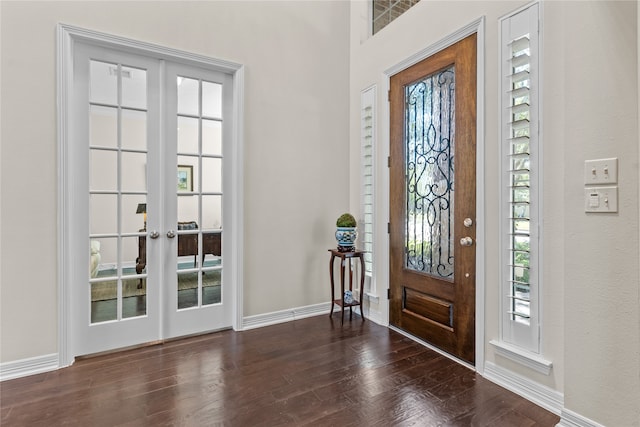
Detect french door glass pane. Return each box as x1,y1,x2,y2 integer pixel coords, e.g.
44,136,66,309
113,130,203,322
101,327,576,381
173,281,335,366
202,157,222,193
121,152,147,192
176,76,223,310
202,81,222,118
202,269,222,306
177,272,199,309
178,194,199,222
90,150,117,191
89,60,117,105
202,195,222,230
89,59,148,324
178,156,199,192
121,194,147,234
178,117,199,154
91,281,117,322
404,65,456,279
121,66,147,109
90,194,117,235
177,77,198,116
202,119,222,156
122,236,141,277
121,109,147,151
90,106,117,148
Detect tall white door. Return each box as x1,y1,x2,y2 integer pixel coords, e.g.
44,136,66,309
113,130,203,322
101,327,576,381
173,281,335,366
162,63,233,339
70,42,233,357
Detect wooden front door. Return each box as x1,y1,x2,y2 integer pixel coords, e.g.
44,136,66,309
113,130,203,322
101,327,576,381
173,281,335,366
389,34,477,364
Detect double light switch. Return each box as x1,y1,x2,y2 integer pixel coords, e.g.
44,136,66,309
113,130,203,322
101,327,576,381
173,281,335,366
584,158,618,213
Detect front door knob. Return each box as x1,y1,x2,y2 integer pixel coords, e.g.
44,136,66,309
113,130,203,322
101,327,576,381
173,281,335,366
167,230,176,239
149,230,160,239
460,237,473,247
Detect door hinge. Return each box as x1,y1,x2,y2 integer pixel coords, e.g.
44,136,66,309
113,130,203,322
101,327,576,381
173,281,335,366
387,222,390,234
387,156,391,167
387,288,391,300
388,90,391,102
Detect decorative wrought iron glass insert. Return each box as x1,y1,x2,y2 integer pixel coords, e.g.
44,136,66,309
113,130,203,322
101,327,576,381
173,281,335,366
404,66,455,279
372,0,420,35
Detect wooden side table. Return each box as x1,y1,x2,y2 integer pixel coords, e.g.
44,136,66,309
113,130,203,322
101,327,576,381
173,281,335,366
328,249,366,324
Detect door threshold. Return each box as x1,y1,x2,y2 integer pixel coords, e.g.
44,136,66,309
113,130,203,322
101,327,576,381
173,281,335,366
75,327,233,361
388,325,476,372
75,339,165,361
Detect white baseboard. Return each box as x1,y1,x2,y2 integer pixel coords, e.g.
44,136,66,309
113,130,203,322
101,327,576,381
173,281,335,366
483,361,564,416
363,305,385,326
242,302,332,330
556,409,605,427
240,299,383,330
0,353,59,382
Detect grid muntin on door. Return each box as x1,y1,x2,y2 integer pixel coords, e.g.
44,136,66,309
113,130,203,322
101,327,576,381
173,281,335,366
176,76,224,310
88,60,149,323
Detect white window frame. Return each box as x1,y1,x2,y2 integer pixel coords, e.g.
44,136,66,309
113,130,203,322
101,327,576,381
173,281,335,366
493,2,552,373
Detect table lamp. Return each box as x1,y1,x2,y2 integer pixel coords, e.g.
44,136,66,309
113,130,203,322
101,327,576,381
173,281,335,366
136,203,147,231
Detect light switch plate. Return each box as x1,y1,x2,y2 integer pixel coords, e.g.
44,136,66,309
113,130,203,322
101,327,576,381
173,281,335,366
584,158,618,184
584,186,618,213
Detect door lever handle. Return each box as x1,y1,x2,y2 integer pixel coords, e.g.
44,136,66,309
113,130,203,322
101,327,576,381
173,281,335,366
149,230,160,239
166,230,176,239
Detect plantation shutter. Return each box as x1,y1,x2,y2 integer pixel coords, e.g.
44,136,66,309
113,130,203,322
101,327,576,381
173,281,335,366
361,87,375,277
500,3,540,352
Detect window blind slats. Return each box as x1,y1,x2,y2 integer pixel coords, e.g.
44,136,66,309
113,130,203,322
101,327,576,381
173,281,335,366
509,118,530,130
509,86,530,99
508,36,530,52
509,53,530,68
509,70,530,84
361,87,376,277
509,102,530,115
505,19,534,333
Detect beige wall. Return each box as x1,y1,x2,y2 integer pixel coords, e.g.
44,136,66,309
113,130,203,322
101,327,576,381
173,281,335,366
2,0,639,424
0,1,350,361
349,0,639,425
556,2,639,425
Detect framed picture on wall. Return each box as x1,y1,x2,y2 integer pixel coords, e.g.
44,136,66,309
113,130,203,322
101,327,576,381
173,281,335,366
177,165,193,192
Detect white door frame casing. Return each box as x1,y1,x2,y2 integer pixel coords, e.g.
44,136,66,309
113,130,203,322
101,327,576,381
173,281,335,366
56,24,245,367
381,17,486,372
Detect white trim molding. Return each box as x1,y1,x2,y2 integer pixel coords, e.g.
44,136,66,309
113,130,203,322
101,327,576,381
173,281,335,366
484,361,563,416
556,409,606,427
0,354,59,382
241,300,385,331
490,339,553,375
242,303,332,330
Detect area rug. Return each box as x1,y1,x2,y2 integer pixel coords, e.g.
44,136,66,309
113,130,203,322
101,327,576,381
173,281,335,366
91,261,221,301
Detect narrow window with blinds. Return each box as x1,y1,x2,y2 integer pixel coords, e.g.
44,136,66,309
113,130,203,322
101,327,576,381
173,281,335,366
361,86,376,285
499,2,541,353
508,35,531,326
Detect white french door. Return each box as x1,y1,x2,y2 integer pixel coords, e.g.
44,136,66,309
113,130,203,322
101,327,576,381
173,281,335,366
163,62,233,339
69,41,234,357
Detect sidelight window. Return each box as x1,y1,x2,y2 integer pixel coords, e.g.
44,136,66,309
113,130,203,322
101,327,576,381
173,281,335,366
361,86,376,281
499,2,541,354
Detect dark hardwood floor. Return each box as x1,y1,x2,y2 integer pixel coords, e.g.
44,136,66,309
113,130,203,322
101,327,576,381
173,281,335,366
0,315,559,426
